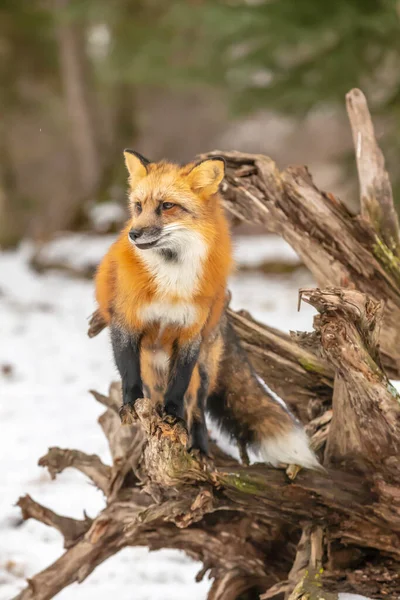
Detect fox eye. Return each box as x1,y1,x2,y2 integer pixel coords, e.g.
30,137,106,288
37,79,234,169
162,202,175,210
134,202,142,214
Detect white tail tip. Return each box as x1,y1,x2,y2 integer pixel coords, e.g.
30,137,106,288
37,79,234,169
255,425,322,471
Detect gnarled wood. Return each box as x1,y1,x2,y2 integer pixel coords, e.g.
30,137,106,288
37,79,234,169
198,146,400,377
38,448,111,495
16,495,92,548
300,288,400,472
346,87,400,256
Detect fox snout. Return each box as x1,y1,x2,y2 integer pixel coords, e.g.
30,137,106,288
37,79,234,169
128,226,162,249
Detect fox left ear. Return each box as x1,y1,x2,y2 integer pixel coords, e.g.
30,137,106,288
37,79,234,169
187,157,225,195
123,149,151,187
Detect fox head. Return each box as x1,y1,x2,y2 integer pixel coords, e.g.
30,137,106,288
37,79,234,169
123,150,226,256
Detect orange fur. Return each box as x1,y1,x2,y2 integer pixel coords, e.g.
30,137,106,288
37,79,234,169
96,162,232,334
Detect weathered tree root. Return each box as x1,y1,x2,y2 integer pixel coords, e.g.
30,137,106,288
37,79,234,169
12,287,400,599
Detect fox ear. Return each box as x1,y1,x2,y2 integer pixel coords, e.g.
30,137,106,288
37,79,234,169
187,157,225,195
123,149,150,186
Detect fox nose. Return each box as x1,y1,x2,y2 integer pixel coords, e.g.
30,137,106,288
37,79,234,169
129,228,142,241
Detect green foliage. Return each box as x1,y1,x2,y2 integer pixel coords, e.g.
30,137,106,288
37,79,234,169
78,0,400,191
78,0,400,114
6,1,400,120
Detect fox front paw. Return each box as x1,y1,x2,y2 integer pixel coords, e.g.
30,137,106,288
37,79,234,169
164,398,185,421
119,401,137,425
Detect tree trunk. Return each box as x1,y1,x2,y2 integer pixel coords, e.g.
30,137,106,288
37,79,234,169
0,118,24,247
54,0,101,227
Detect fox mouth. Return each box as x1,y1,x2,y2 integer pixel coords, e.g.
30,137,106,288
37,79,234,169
134,239,160,250
131,229,179,250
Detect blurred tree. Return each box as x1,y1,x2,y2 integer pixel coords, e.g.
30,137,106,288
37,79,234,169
0,0,137,246
89,0,399,111
0,0,55,246
55,0,101,200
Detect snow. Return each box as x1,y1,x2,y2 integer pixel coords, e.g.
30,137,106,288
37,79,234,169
339,595,375,600
88,202,126,233
232,234,300,266
0,235,372,600
32,233,115,274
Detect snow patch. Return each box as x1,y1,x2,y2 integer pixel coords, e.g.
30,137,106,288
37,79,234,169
233,234,301,266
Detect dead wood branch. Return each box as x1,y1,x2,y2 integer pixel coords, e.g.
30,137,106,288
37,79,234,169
87,309,107,338
300,288,400,473
38,448,111,495
29,253,96,279
16,495,92,548
199,132,400,377
346,88,400,255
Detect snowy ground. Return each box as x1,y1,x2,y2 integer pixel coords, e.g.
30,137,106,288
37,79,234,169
0,235,373,600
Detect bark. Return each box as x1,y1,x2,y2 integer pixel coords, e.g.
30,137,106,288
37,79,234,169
299,288,400,473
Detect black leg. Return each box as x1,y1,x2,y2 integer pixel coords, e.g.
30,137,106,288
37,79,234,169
238,440,250,466
164,339,200,420
189,418,209,455
110,325,142,406
189,364,209,455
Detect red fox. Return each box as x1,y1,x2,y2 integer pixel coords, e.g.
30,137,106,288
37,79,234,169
95,150,319,469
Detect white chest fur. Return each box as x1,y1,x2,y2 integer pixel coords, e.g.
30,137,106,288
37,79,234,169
138,230,207,299
138,301,198,328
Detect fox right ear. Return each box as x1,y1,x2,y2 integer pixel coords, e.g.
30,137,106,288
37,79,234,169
187,157,225,195
123,150,150,186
